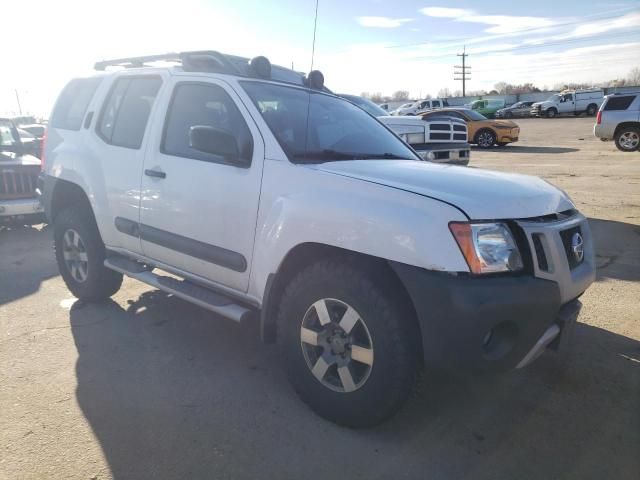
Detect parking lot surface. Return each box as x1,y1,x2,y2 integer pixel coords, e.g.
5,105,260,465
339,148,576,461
1,117,639,480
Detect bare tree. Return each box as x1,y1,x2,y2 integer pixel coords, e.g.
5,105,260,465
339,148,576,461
392,90,410,101
369,92,384,103
494,82,508,94
628,67,640,85
437,87,452,98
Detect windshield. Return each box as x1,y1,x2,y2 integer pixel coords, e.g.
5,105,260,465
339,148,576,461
547,94,561,102
465,110,488,121
242,82,418,163
340,94,388,117
0,120,20,150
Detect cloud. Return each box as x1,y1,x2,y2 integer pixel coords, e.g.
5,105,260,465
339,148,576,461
420,6,555,34
357,16,413,28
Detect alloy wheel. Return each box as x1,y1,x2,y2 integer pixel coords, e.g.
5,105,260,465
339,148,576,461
478,131,494,148
62,229,89,283
300,298,374,393
620,131,640,150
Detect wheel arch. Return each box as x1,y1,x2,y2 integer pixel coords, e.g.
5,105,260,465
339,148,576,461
614,121,640,135
260,242,423,360
49,178,93,222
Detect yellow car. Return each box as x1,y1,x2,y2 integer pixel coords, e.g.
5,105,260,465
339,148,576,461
421,108,520,148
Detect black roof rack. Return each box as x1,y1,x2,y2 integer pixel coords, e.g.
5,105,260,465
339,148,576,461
94,50,241,75
94,50,330,92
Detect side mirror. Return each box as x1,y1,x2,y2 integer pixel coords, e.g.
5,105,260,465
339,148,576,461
189,125,248,166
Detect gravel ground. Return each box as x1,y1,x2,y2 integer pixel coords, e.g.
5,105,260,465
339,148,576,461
1,117,639,480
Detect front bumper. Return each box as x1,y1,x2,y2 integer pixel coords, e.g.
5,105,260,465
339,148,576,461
390,263,575,372
390,213,594,373
414,142,471,166
0,197,44,220
496,129,519,143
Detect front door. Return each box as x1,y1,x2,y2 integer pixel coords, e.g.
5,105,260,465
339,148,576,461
139,78,264,292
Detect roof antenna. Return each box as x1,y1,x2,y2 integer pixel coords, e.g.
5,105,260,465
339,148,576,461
310,0,319,71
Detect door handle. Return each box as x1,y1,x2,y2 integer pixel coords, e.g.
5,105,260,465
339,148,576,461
144,169,166,179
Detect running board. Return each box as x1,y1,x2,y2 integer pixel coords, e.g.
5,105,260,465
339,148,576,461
104,256,253,323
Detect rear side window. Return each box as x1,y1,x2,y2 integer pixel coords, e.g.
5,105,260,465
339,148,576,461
432,100,441,108
50,78,102,130
162,83,253,164
97,76,162,149
604,96,635,111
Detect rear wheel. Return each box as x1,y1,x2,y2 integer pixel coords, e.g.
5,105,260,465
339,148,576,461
614,127,640,152
278,259,419,427
54,206,122,301
586,104,597,116
475,129,496,148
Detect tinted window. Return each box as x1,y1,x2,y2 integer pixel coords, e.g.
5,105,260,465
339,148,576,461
242,81,417,163
604,96,635,111
50,78,102,130
98,77,162,149
162,83,253,164
432,100,441,108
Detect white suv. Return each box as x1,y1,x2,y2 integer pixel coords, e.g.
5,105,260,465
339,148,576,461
42,51,596,427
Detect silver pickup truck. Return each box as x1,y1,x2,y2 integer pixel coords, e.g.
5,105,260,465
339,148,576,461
593,93,640,152
0,118,45,225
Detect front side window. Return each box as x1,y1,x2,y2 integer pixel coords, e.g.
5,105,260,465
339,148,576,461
241,81,417,163
162,83,253,164
98,76,162,149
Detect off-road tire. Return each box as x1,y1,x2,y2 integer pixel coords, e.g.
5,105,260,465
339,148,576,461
278,259,419,427
54,206,123,301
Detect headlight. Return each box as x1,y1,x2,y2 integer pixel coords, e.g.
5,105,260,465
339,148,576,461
406,132,425,144
449,222,523,274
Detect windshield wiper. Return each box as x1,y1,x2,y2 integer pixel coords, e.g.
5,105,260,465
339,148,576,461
357,152,413,160
293,150,413,163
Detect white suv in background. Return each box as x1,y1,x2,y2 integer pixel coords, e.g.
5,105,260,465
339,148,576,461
42,50,595,427
391,98,448,116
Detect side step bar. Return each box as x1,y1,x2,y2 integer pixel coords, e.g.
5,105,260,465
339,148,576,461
104,256,254,323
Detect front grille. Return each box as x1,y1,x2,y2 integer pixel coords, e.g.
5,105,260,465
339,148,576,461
532,233,549,271
0,165,39,200
433,151,450,160
560,226,582,269
426,122,467,142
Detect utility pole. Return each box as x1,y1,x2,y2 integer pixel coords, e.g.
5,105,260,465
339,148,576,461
454,46,471,97
15,89,23,115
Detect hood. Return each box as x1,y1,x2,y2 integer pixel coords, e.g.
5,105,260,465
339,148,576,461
531,101,545,107
491,119,518,128
307,160,574,219
0,150,41,166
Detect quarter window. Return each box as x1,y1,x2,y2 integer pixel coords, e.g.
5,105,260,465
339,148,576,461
50,78,102,131
97,77,162,149
162,83,253,164
604,96,635,111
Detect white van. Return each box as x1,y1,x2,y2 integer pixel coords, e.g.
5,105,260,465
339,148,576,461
391,98,448,116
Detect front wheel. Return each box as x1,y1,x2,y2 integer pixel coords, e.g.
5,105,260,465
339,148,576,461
278,259,419,427
546,108,557,118
615,127,640,152
54,206,123,301
475,129,496,148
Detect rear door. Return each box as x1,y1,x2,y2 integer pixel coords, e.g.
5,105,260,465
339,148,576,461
90,74,165,254
138,77,265,292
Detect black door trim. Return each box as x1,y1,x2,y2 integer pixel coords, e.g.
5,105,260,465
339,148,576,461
115,217,247,272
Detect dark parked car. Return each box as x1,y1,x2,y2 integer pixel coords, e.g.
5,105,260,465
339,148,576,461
495,101,534,118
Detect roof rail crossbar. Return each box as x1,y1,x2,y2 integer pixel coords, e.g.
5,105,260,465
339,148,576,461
94,53,181,71
94,50,242,75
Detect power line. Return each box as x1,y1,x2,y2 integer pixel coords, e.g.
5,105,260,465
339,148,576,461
454,46,471,96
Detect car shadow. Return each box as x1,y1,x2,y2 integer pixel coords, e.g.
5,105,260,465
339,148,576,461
71,290,640,479
474,145,580,154
589,217,640,282
0,224,58,305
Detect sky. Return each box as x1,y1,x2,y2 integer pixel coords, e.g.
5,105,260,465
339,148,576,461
1,0,639,117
